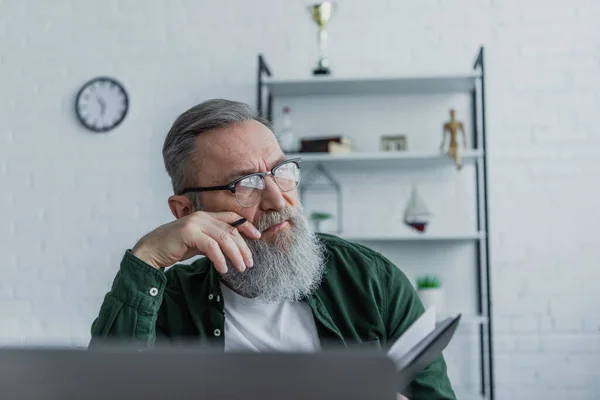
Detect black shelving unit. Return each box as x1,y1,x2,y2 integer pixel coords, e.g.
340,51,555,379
256,47,494,400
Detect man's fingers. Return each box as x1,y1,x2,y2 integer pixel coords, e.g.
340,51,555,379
190,232,227,273
235,222,261,240
202,224,247,273
216,221,254,269
184,211,258,273
210,211,246,224
209,211,261,239
216,230,247,272
204,237,227,274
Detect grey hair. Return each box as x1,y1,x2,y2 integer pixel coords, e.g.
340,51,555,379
162,99,271,208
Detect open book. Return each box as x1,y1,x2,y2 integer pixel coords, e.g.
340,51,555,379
386,306,461,391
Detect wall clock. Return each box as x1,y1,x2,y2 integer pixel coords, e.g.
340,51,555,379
75,77,129,132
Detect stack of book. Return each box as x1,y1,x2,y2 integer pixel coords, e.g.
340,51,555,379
300,136,352,153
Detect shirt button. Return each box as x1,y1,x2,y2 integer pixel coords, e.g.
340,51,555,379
149,288,158,296
208,294,214,300
213,329,221,337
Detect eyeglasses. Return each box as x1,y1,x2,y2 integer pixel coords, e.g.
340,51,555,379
179,158,302,208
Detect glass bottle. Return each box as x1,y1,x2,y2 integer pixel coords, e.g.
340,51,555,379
278,107,296,153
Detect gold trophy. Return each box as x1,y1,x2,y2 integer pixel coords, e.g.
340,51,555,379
308,2,335,75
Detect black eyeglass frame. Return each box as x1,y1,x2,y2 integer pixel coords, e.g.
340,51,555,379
178,158,302,197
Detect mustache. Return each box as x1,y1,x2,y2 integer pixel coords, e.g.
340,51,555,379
252,207,299,232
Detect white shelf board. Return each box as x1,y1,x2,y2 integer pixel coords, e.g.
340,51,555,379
289,149,483,168
340,232,485,242
265,73,481,97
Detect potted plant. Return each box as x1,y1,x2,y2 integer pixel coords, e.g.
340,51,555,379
310,211,333,233
416,275,445,315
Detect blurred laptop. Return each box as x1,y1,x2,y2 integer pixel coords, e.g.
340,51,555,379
0,346,398,400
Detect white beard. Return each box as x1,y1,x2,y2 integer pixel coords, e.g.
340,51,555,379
220,205,326,303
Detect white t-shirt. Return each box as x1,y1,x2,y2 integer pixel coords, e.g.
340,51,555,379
220,283,321,353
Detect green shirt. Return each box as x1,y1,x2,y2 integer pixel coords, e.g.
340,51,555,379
90,233,456,399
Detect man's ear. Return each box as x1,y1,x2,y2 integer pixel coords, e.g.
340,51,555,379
168,195,194,219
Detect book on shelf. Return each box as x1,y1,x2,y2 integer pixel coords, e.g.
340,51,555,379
300,136,353,153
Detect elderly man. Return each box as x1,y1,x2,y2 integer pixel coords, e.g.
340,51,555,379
90,99,456,400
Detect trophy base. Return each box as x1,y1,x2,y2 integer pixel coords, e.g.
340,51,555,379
313,66,331,75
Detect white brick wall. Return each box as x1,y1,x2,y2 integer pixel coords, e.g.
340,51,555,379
1,0,599,398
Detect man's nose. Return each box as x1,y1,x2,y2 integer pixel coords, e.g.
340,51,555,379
259,175,286,212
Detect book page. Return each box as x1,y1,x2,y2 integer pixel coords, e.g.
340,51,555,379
386,306,436,370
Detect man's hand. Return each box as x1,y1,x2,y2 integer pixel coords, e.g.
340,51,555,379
397,395,409,400
131,211,261,273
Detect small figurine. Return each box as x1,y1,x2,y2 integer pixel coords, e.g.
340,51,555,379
440,109,467,169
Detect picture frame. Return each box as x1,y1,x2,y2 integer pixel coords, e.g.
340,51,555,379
380,135,408,152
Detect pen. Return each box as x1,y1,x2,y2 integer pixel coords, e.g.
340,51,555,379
231,218,247,227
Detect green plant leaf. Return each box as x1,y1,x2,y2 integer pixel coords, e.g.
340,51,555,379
310,212,333,221
416,275,441,289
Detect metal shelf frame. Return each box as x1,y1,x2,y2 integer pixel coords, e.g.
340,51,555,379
255,47,494,400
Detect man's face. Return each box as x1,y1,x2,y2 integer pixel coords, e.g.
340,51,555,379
194,120,299,240
190,120,325,302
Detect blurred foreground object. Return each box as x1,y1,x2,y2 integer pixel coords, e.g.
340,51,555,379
440,109,466,170
0,310,459,398
0,346,398,400
308,2,336,75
